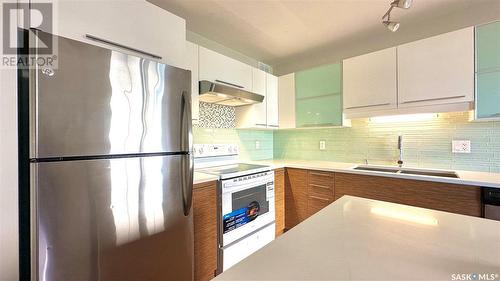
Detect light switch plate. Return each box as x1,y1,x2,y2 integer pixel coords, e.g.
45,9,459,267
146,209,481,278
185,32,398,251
319,140,326,150
255,140,260,150
452,140,471,153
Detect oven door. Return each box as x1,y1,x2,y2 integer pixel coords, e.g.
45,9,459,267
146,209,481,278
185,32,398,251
220,171,275,247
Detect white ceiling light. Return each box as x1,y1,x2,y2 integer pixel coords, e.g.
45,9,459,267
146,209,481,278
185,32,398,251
381,0,413,32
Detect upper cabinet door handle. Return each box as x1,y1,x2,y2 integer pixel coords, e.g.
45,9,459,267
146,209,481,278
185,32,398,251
85,34,162,60
401,95,466,104
345,103,391,110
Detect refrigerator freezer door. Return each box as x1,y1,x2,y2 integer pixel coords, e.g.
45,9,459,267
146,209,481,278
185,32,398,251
33,155,193,281
30,31,191,159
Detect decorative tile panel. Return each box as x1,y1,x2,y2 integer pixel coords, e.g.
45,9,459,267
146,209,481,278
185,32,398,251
197,102,235,129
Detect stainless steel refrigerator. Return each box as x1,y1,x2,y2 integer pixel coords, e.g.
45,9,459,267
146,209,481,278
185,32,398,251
21,30,193,281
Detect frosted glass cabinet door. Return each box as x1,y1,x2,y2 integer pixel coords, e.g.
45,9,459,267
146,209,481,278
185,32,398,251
476,21,500,72
476,21,500,120
295,64,341,99
294,63,343,127
476,72,500,119
295,95,342,127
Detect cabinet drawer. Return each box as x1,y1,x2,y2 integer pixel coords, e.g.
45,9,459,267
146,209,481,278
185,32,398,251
308,195,333,215
308,171,334,187
308,183,334,199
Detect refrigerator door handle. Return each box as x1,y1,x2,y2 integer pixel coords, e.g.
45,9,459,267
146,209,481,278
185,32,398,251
180,90,193,152
181,90,193,216
182,154,194,216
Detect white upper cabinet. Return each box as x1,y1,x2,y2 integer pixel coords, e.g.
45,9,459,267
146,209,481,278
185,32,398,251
266,74,279,128
235,68,267,128
46,0,186,68
278,73,296,129
398,27,474,107
236,69,280,129
185,41,199,123
252,68,267,96
198,46,253,90
251,68,268,126
343,48,398,115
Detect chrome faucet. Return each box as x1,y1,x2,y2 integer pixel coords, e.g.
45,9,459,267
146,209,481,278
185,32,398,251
397,135,404,167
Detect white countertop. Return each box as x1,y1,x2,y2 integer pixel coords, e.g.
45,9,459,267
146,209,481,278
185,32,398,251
193,171,218,185
214,196,500,281
248,160,500,189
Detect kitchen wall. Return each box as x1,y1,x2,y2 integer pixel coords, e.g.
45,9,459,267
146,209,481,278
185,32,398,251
274,111,500,173
193,102,274,161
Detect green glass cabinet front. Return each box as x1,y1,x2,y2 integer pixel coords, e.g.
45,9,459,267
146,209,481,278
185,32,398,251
476,21,500,119
294,63,342,127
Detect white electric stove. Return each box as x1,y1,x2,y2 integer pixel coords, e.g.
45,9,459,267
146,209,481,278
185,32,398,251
194,144,275,273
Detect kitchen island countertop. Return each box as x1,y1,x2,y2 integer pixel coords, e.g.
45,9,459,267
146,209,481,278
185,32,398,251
214,196,500,281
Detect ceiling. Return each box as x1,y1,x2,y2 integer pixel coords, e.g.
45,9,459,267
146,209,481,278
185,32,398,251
148,0,500,75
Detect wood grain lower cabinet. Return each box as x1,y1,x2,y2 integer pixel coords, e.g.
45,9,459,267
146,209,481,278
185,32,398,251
285,168,308,229
193,181,218,281
334,173,482,217
274,169,285,236
307,171,334,216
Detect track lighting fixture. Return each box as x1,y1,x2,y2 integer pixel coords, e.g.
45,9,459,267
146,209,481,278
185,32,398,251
381,0,413,32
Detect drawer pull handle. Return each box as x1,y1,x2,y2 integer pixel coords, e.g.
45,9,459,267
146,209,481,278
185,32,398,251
310,172,332,177
309,195,331,202
401,95,466,104
309,184,332,190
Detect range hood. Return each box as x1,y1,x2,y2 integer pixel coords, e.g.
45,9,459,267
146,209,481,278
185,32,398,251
199,80,264,107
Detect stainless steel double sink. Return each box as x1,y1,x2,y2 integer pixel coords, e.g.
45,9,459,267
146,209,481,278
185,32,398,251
353,165,459,178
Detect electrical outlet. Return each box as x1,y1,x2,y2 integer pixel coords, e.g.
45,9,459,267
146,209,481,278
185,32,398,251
255,140,260,150
452,140,471,153
319,140,326,150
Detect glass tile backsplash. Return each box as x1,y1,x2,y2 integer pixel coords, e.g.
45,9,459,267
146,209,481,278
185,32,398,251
194,111,500,173
193,127,274,161
274,112,500,173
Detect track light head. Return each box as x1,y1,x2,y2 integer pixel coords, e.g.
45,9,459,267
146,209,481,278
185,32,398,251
392,0,413,9
383,21,400,32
